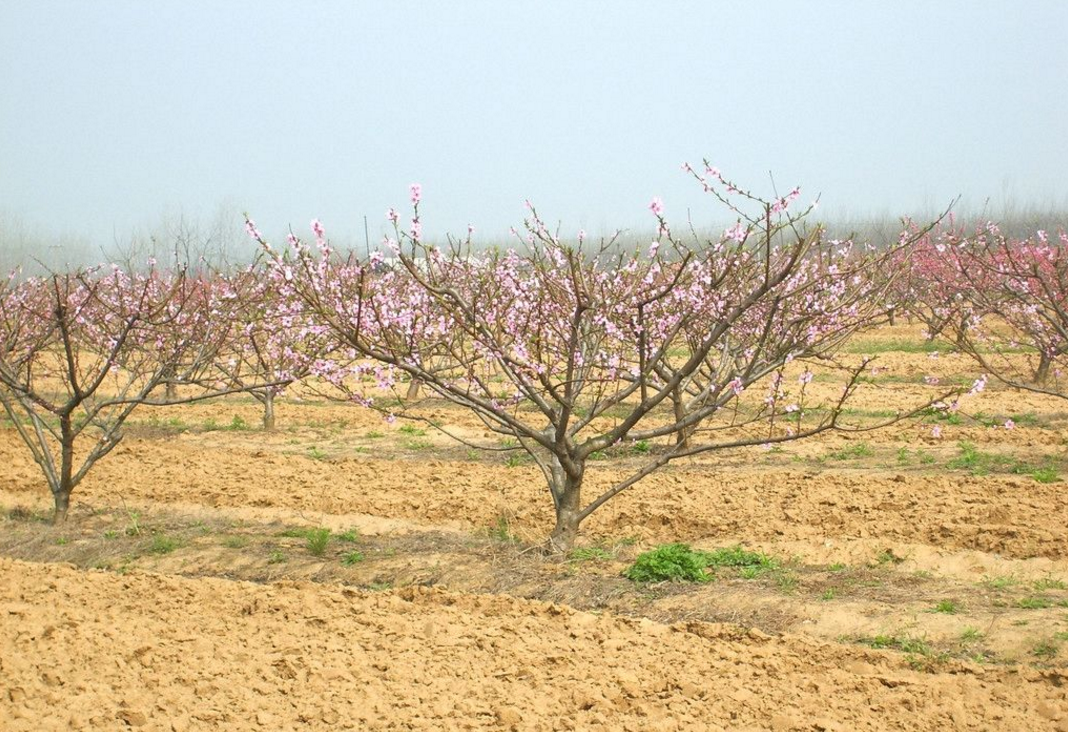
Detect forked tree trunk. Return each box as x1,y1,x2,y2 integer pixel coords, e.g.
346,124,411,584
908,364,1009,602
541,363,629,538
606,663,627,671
165,382,178,401
405,379,423,401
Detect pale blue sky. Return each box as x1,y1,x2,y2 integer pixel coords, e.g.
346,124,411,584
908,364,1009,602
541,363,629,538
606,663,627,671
2,1,1067,256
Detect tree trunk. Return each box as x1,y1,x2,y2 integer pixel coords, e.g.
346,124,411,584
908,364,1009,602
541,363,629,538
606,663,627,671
262,391,276,431
52,487,71,524
405,379,423,401
53,419,75,524
1035,352,1052,385
887,307,896,327
671,385,692,449
165,382,177,401
548,460,584,552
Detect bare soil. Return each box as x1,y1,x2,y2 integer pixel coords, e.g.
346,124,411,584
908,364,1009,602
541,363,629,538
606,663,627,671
2,324,1068,730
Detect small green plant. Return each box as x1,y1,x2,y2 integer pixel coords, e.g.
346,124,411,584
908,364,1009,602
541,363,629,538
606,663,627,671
703,545,777,570
1032,640,1059,659
631,440,651,455
504,454,528,468
488,515,517,543
403,438,432,450
307,446,327,461
932,600,960,614
124,509,143,537
1033,576,1067,591
306,528,332,556
223,536,249,549
589,450,608,461
1030,466,1060,483
149,535,180,555
624,543,713,583
860,634,933,655
874,548,905,566
917,449,936,465
267,550,286,564
54,536,69,546
398,424,426,436
337,529,360,543
820,588,838,601
959,627,984,643
569,546,612,562
826,442,875,461
1017,596,1054,610
103,530,119,540
226,415,250,431
341,550,365,566
828,562,848,573
981,574,1020,590
365,430,384,439
896,447,911,464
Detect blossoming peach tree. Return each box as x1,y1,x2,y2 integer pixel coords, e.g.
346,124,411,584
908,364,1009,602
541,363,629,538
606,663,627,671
0,264,275,522
252,164,957,551
937,226,1068,391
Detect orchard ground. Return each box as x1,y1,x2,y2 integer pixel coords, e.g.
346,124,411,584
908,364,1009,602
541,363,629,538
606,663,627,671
2,323,1067,730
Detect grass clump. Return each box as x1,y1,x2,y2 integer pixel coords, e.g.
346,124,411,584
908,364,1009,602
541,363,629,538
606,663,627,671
306,528,332,556
859,634,933,655
625,543,714,583
1033,576,1067,591
625,543,780,584
569,546,612,563
931,599,960,614
341,550,365,566
826,442,875,461
148,534,180,555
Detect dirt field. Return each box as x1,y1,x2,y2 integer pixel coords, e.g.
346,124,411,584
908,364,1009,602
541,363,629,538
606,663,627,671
2,324,1068,730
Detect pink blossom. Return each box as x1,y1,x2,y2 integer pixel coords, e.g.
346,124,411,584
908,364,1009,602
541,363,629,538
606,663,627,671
409,184,422,205
649,197,664,217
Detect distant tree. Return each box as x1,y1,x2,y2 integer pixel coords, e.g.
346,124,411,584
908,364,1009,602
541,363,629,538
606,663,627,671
940,226,1068,390
0,264,270,522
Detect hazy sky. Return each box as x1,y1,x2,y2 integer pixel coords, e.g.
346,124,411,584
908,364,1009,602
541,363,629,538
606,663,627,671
2,1,1067,254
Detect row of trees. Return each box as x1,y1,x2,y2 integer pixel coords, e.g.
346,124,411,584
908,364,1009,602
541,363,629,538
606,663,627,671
1,165,1064,549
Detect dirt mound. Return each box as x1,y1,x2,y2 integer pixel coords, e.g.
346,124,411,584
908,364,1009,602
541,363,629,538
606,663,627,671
2,558,1065,731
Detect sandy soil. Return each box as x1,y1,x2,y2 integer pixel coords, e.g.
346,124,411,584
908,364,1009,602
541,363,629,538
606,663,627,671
2,324,1068,729
2,557,1066,731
